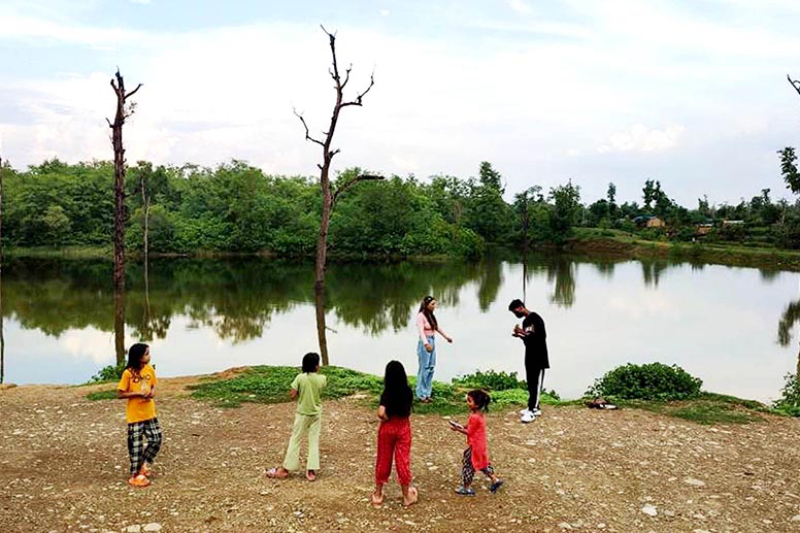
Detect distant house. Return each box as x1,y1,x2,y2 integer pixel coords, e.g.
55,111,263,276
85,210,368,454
722,220,745,227
695,223,714,237
633,215,666,228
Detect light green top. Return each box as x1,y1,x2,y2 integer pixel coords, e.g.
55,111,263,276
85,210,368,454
291,372,327,415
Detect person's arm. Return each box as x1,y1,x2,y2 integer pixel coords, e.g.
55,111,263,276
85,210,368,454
436,326,453,343
290,388,298,400
116,370,141,399
289,375,300,400
377,405,388,421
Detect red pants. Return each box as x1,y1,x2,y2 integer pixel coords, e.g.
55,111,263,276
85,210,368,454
375,417,412,486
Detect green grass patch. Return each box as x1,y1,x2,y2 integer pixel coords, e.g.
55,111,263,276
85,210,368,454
85,389,118,401
186,365,564,414
187,366,384,408
6,245,112,259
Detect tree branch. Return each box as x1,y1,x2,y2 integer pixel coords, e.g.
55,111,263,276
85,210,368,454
125,83,143,100
332,173,384,205
341,71,375,107
293,108,325,147
321,25,342,88
789,74,800,98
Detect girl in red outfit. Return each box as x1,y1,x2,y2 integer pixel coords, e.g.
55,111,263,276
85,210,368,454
372,361,418,507
450,389,504,496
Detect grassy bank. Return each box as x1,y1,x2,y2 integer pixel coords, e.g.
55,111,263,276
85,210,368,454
568,228,800,271
85,365,783,425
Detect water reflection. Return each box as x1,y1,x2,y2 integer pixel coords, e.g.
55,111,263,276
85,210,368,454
2,256,798,403
778,297,800,378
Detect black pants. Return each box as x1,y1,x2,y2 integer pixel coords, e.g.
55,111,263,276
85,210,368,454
525,365,546,411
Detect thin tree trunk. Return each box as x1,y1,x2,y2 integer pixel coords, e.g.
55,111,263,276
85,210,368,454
0,154,4,267
114,284,125,365
314,284,330,366
141,175,149,266
107,70,141,299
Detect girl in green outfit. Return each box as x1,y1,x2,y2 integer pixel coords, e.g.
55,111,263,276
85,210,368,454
266,352,327,481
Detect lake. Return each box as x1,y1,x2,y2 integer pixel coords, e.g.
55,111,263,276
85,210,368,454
1,255,798,403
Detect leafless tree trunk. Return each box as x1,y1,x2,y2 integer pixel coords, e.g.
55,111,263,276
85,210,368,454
114,283,125,365
140,173,150,266
107,69,142,298
314,286,330,366
295,27,381,363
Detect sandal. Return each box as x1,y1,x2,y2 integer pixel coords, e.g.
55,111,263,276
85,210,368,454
306,470,317,482
454,486,475,496
371,492,384,507
265,467,288,479
403,486,418,507
490,479,504,494
138,463,153,478
128,474,151,488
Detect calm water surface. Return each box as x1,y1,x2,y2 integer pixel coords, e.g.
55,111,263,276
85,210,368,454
2,255,798,402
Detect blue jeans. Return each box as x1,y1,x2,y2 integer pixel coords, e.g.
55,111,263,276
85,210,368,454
416,336,436,399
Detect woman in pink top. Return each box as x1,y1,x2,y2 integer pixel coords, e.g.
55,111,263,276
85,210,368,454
415,295,452,402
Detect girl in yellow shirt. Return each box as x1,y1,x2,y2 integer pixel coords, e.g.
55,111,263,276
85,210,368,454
117,343,162,488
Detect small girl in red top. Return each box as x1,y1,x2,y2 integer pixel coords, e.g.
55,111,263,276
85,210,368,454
450,389,504,496
372,361,418,507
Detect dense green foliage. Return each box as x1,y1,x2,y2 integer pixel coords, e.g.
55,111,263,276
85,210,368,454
453,369,526,391
773,373,800,416
589,362,703,401
6,157,797,256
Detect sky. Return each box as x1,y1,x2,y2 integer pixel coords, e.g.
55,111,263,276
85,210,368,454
2,0,800,206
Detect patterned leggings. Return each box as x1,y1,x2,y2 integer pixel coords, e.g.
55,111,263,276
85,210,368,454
127,418,162,476
462,447,494,487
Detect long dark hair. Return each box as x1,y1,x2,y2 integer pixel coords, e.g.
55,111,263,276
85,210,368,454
126,343,149,373
302,352,320,373
418,295,438,330
380,361,413,418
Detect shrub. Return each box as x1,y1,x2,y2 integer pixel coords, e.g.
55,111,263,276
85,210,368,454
453,369,526,391
589,363,702,401
89,362,126,383
773,373,800,416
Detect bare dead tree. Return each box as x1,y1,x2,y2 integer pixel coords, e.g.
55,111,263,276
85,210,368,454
295,26,381,364
107,69,142,297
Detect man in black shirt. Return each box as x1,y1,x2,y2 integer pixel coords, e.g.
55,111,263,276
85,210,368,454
508,299,548,423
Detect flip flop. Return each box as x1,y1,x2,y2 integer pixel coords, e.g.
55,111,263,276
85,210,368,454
403,486,418,507
265,467,288,479
306,470,317,482
371,492,384,507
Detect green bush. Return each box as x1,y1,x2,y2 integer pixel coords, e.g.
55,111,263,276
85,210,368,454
453,369,526,391
773,373,800,416
89,362,126,384
589,362,702,401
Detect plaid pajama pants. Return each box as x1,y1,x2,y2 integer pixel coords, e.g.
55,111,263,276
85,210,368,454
127,418,162,476
462,447,494,487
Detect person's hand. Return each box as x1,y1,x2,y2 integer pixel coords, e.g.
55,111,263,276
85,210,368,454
446,336,453,344
449,424,459,432
425,343,433,353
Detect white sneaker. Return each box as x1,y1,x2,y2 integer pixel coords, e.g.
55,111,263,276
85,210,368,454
519,408,529,416
532,408,542,417
520,411,536,423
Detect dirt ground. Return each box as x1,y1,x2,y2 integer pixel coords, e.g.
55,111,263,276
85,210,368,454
2,374,800,533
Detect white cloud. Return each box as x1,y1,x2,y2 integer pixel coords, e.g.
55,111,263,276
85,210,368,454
506,0,533,15
379,9,390,17
597,124,685,154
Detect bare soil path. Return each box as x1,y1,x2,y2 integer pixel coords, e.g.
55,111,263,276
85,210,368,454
1,374,799,533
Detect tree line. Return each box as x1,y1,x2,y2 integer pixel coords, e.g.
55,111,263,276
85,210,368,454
1,157,799,256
